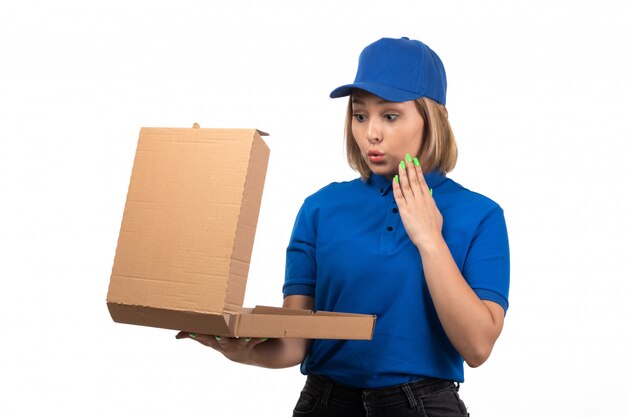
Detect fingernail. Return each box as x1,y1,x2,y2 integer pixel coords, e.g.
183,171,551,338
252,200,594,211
430,188,433,196
405,153,412,163
189,333,197,338
244,338,251,342
261,338,269,342
394,175,399,183
400,160,406,170
215,336,221,341
413,157,420,167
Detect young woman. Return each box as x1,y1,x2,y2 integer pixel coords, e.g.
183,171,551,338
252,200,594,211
178,37,510,417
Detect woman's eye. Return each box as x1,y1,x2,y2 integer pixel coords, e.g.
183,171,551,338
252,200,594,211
353,114,366,122
384,114,399,121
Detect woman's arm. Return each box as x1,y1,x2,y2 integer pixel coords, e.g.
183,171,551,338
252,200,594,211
419,239,504,367
176,295,314,369
393,155,505,367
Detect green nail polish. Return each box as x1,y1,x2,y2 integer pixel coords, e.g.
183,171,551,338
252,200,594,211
400,160,406,170
430,188,433,196
394,175,399,183
215,336,221,341
261,338,269,342
189,333,197,338
244,337,251,342
414,157,420,167
405,153,412,163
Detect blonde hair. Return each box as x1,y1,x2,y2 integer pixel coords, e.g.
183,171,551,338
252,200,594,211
345,97,458,181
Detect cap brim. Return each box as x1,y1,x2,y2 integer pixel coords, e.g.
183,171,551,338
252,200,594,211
329,82,420,102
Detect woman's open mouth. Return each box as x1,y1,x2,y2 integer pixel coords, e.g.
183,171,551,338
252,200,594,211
367,150,385,163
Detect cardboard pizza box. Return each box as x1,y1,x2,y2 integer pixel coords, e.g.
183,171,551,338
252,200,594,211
106,125,376,339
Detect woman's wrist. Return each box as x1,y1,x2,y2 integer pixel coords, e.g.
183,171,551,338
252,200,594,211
415,232,447,256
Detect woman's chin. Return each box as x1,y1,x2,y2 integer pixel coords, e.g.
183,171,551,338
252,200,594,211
369,166,395,180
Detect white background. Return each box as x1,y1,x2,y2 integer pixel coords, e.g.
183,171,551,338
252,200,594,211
1,1,625,416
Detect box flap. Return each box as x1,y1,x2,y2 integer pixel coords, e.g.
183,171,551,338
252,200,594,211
230,306,376,339
107,127,269,316
107,301,233,335
250,305,372,318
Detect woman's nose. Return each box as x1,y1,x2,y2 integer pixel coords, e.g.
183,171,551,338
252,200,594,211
365,120,382,143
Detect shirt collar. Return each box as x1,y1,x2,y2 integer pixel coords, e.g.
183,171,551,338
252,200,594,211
368,171,447,196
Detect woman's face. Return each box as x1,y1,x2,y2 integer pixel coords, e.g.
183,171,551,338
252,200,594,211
351,89,425,180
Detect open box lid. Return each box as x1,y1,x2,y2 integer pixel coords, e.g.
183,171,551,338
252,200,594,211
107,126,269,315
107,126,376,340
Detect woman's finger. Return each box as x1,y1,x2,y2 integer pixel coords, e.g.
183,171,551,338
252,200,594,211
234,337,257,346
412,157,431,198
177,332,268,349
176,332,223,349
193,333,221,347
404,154,423,198
392,173,406,206
248,338,270,347
398,159,414,201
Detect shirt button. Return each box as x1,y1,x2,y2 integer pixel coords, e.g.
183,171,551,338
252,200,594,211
387,226,393,231
392,208,398,213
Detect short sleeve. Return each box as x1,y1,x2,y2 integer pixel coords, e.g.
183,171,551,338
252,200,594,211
282,201,317,297
462,206,510,312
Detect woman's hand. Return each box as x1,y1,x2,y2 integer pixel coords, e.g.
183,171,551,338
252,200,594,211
392,154,443,250
175,332,268,365
175,295,314,369
393,155,504,366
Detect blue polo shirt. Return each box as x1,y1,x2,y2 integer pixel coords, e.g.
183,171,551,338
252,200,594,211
283,171,510,388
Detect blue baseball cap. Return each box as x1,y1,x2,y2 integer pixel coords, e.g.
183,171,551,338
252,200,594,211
330,37,447,105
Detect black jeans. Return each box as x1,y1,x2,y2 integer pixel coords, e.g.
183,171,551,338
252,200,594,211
292,375,469,417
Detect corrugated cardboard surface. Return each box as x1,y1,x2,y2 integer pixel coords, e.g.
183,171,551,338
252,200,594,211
233,307,375,339
108,303,233,335
107,126,375,340
108,304,375,340
108,127,266,314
